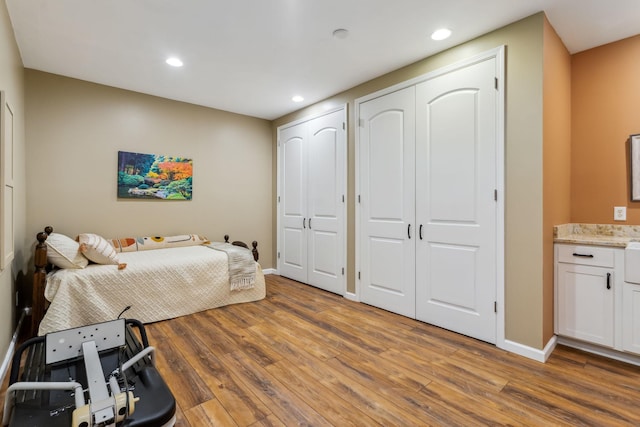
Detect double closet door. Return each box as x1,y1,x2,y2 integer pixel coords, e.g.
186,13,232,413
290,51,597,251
358,55,499,343
278,108,346,295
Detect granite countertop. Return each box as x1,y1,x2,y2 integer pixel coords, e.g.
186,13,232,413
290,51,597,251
554,224,640,248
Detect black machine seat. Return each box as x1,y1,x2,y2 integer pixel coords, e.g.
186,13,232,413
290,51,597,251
4,320,175,427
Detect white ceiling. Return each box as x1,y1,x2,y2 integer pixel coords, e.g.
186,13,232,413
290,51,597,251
5,0,640,120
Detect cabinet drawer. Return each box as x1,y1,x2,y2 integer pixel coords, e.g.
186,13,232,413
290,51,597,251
557,244,614,267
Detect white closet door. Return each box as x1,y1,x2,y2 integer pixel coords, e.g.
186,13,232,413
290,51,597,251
359,87,416,318
415,58,497,343
307,110,345,294
278,108,346,294
279,123,308,283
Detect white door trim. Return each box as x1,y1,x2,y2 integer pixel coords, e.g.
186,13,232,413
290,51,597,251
276,105,348,294
355,46,505,349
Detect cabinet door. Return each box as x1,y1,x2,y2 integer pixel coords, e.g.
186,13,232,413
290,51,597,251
556,263,614,347
623,282,640,355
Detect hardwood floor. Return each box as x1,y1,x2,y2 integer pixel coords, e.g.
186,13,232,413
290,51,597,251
3,274,640,426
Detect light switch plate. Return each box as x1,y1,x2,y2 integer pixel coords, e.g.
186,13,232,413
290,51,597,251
614,206,627,221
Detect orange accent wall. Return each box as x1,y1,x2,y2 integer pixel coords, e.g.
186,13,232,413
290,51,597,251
571,34,640,224
543,18,571,345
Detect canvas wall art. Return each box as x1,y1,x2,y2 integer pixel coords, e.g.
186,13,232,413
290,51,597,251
118,151,193,200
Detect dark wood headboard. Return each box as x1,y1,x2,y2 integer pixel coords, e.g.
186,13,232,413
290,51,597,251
31,226,52,337
30,226,259,337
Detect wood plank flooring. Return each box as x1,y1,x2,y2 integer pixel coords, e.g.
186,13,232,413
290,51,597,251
3,274,640,426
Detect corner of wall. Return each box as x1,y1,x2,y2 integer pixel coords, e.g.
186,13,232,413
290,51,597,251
542,16,572,345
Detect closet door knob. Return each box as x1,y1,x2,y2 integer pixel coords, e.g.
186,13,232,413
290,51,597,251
606,272,611,290
419,224,423,240
408,224,411,239
303,218,306,229
309,218,312,229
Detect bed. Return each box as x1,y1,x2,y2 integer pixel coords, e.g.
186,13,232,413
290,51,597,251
30,226,265,336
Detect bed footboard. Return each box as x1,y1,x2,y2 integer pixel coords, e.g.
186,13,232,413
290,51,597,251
224,234,259,262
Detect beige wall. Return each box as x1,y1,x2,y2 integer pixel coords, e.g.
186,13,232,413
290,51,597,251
25,71,274,268
273,13,548,349
542,18,572,344
571,34,640,224
0,0,27,366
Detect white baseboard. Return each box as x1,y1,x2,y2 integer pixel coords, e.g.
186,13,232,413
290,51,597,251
344,291,359,302
0,308,28,386
500,335,557,363
262,268,277,275
0,338,17,386
557,336,640,366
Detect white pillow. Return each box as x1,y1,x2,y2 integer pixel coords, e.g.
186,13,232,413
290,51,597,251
78,233,127,269
46,233,88,269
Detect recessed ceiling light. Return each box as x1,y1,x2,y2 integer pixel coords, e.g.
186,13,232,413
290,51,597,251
166,57,183,67
333,28,349,39
292,95,304,103
431,28,452,41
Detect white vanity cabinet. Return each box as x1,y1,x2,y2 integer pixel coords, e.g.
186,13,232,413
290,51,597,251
554,224,640,363
622,282,640,355
622,244,640,356
555,244,618,348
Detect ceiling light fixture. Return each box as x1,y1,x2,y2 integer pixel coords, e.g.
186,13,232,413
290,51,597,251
431,28,452,41
166,57,183,67
292,95,304,103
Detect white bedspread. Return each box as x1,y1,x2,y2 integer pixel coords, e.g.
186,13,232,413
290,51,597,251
39,245,265,335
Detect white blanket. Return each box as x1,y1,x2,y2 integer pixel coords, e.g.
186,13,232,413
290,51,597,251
39,245,265,335
207,242,256,290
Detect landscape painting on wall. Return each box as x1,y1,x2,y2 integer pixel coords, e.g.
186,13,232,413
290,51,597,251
118,151,193,200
